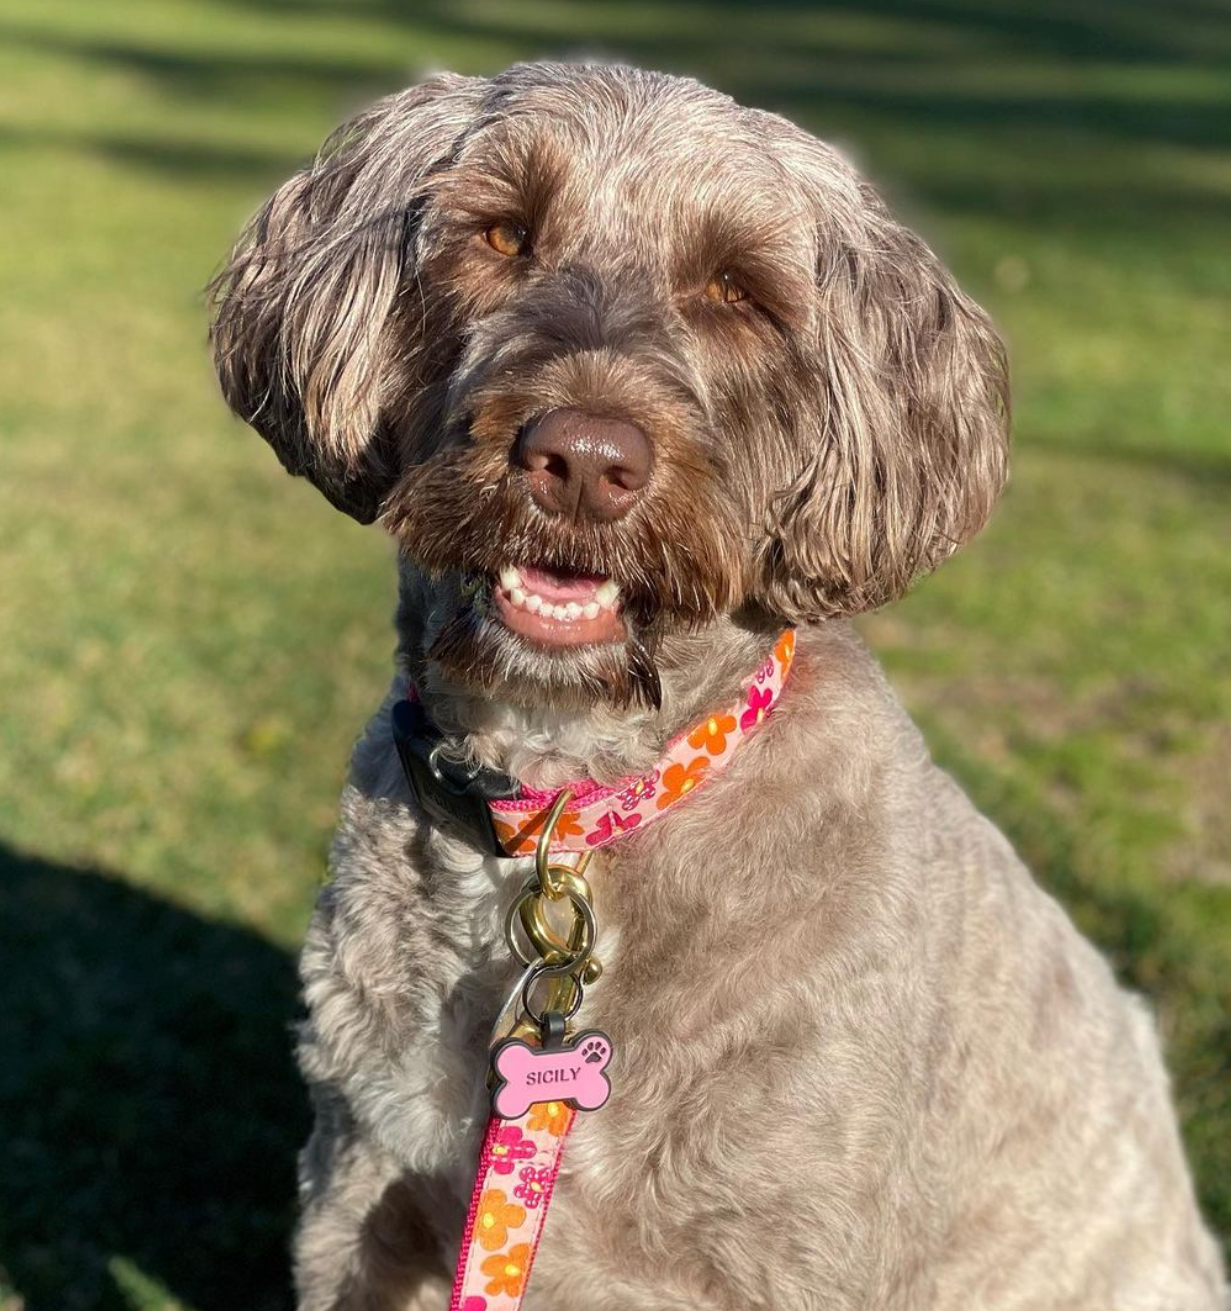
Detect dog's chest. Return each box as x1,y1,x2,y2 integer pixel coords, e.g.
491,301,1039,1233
306,789,626,1188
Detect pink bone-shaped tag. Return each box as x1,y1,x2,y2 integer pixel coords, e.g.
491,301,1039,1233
490,1030,613,1120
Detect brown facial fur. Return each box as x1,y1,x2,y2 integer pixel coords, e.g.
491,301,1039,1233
210,62,1009,708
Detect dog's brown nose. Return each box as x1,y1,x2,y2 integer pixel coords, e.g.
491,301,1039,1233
516,408,652,523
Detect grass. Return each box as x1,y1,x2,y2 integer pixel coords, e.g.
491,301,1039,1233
0,0,1228,1305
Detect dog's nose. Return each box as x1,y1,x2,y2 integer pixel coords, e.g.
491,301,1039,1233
515,408,653,523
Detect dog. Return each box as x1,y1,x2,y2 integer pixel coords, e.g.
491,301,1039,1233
210,62,1225,1311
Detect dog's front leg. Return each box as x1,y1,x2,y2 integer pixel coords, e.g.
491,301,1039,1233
294,1087,453,1311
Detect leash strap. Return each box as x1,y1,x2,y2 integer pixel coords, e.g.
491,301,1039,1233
450,1104,576,1310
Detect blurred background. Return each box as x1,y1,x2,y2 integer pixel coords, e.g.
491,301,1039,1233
1,1,1228,1307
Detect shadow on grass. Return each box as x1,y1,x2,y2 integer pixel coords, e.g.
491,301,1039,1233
6,0,1229,240
216,0,1231,69
695,0,1231,65
0,20,405,108
0,124,308,186
0,845,304,1311
1026,435,1231,489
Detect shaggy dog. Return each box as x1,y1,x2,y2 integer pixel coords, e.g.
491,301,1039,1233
211,63,1224,1310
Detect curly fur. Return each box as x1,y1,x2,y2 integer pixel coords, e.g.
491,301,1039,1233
210,62,1224,1310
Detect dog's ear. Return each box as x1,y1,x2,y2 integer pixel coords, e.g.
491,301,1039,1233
209,74,482,522
755,152,1010,621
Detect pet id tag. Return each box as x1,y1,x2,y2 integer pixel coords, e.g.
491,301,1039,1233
489,1014,614,1120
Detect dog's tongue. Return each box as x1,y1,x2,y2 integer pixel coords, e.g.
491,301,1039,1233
518,565,608,602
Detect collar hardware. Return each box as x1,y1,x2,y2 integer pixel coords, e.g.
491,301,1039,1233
391,698,518,857
413,633,796,1310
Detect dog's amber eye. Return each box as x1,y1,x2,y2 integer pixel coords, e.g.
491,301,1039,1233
485,220,529,258
705,271,747,304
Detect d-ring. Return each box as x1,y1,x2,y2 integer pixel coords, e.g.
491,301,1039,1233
535,791,593,897
519,866,593,957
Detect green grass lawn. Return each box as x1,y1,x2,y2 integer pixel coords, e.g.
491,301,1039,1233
1,0,1228,1306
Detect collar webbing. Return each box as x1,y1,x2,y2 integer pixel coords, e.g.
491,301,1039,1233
393,629,796,858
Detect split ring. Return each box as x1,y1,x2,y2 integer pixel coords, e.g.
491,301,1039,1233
521,964,585,1027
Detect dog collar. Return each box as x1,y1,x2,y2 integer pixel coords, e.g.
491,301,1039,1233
393,629,796,858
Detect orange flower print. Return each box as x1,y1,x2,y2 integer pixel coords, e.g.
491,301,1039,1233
493,819,536,857
525,1099,573,1137
656,757,710,810
687,712,737,757
775,629,796,674
551,810,584,839
482,1242,532,1298
473,1187,526,1252
494,808,583,856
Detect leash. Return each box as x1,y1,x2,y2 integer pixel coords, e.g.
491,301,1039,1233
391,631,797,1308
450,794,605,1310
450,1102,576,1310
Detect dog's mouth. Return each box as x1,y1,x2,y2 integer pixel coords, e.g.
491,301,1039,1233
489,563,626,648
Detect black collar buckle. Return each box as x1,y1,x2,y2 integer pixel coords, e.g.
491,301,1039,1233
391,699,520,857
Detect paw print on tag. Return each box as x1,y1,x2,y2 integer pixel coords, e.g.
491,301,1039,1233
581,1037,608,1065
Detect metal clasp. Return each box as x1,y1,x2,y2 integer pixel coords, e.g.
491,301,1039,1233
499,790,602,1042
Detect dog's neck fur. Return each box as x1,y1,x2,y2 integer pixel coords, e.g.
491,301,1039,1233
395,563,776,790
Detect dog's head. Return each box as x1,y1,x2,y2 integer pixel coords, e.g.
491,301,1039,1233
211,63,1008,709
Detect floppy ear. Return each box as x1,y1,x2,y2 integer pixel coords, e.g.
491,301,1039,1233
209,74,482,522
755,158,1010,621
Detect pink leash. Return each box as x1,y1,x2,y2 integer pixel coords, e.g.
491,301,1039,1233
450,1106,576,1310
445,631,798,1307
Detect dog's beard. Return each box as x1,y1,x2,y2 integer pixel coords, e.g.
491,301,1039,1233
426,587,664,711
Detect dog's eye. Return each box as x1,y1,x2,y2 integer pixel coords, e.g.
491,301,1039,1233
704,271,747,304
484,220,529,258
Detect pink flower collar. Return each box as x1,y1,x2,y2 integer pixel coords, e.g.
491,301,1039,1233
486,629,796,856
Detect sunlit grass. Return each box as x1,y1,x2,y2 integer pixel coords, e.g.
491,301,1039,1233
1,0,1228,1305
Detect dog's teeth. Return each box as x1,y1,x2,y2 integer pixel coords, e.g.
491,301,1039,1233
500,575,615,624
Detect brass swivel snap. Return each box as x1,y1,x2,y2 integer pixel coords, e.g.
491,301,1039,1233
499,790,602,1044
